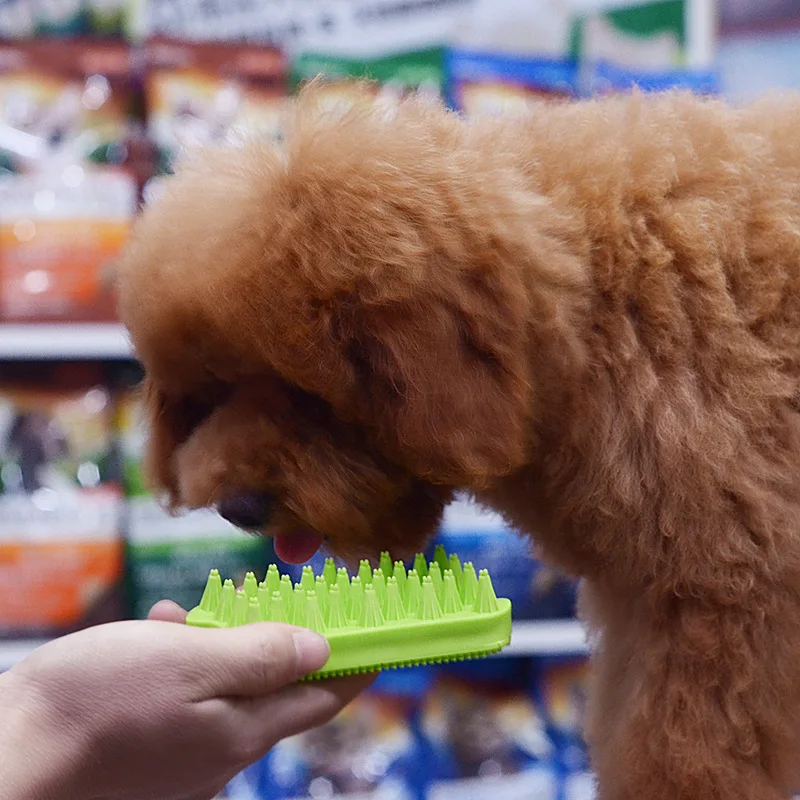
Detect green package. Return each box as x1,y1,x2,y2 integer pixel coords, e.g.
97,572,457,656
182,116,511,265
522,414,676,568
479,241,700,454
118,391,273,620
86,0,136,38
290,46,446,100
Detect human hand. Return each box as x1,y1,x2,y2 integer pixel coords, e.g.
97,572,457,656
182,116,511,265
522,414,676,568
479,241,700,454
1,600,374,800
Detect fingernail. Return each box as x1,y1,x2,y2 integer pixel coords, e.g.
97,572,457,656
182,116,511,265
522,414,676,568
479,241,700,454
293,630,330,674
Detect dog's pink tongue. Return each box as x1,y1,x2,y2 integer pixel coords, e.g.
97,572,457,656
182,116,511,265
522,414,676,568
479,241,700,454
274,530,324,564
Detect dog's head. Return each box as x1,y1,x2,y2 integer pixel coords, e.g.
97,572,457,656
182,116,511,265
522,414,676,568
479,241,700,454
116,86,580,563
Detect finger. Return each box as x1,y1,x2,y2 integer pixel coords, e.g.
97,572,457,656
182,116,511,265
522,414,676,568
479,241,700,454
233,672,377,753
147,600,188,623
181,623,330,697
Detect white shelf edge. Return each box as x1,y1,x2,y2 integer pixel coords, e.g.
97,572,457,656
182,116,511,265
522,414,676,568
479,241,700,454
0,620,588,672
0,638,50,672
501,619,589,657
0,323,134,360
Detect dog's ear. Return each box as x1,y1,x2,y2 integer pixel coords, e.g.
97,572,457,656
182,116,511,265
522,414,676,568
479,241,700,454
138,376,221,505
139,376,182,502
331,262,534,488
261,193,585,490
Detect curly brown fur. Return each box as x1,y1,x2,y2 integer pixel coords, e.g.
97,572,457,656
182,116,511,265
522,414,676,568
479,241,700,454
117,85,800,799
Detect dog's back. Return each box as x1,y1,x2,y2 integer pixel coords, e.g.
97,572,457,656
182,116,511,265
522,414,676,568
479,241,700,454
502,91,800,394
481,92,800,799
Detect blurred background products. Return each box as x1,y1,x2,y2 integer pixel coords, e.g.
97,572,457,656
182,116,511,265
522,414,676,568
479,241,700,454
0,40,138,322
577,0,717,93
144,39,287,176
0,362,123,637
117,388,275,621
0,1,793,797
260,669,427,800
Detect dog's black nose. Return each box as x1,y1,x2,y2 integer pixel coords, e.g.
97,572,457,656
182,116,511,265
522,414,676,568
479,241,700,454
217,492,273,530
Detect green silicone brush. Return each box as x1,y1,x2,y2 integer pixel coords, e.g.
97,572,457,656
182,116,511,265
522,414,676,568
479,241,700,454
186,545,512,679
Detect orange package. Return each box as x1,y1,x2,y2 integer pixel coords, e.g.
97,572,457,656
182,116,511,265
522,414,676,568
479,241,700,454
145,38,287,177
0,368,124,636
0,170,136,322
0,40,139,322
0,40,136,175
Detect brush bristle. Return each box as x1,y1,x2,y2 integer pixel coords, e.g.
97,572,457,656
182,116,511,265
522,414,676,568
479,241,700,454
193,552,500,631
186,549,512,678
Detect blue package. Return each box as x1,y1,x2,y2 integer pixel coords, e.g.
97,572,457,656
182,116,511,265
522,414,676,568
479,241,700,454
575,0,718,98
259,672,428,800
421,670,558,800
434,647,535,686
536,657,595,800
446,48,577,115
433,497,577,621
589,61,718,95
224,762,263,800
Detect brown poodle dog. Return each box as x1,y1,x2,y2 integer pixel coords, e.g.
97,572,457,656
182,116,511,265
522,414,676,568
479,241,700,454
117,85,800,800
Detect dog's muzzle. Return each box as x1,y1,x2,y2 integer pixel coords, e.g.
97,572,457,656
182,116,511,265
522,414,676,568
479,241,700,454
217,492,273,530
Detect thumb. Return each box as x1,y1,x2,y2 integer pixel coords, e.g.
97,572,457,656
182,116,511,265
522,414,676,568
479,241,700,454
182,623,330,698
147,600,188,623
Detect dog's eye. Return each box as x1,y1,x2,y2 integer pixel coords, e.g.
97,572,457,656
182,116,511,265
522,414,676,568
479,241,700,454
174,384,231,442
179,397,215,435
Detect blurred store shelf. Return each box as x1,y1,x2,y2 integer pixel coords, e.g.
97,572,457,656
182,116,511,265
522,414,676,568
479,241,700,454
502,620,589,657
0,638,50,672
0,621,588,672
0,323,134,360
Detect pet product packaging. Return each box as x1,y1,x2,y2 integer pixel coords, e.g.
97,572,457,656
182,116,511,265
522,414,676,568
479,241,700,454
144,0,332,47
145,39,287,178
0,167,136,322
446,48,577,116
289,46,446,108
222,766,263,800
291,0,473,61
0,364,124,638
260,668,427,800
35,0,87,36
537,657,595,800
0,0,36,39
576,0,717,95
86,0,136,38
144,0,469,56
446,0,578,114
0,40,136,173
143,0,277,45
117,390,274,620
421,669,558,800
432,497,577,621
0,40,138,322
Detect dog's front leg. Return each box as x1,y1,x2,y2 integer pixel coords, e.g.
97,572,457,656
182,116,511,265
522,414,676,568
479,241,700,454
579,577,800,800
